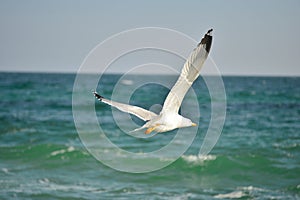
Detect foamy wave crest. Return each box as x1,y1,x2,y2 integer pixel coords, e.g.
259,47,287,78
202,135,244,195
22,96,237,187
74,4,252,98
214,186,268,199
214,191,245,199
50,146,75,156
181,154,216,165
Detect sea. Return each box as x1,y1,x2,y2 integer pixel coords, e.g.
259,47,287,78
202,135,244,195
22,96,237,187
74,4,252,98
0,72,299,199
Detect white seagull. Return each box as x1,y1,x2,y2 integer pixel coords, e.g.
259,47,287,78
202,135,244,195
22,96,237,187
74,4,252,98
94,29,213,134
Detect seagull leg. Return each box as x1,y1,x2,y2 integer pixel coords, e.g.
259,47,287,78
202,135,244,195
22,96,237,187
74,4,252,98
145,124,160,134
145,127,155,134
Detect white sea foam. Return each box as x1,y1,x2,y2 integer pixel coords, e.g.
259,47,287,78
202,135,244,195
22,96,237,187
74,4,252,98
214,191,245,199
159,157,174,162
215,186,267,199
182,154,216,165
1,168,12,174
50,146,75,156
238,185,266,192
120,79,133,85
38,178,50,184
25,180,100,193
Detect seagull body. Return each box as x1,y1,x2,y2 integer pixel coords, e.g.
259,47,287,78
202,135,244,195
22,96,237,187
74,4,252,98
94,29,213,134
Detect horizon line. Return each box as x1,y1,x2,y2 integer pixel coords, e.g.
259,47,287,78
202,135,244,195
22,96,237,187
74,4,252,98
0,69,299,78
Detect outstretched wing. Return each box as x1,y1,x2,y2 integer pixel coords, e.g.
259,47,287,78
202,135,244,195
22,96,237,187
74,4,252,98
93,91,157,121
161,29,213,114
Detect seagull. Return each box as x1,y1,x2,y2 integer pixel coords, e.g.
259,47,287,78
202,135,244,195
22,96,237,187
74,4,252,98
94,29,213,134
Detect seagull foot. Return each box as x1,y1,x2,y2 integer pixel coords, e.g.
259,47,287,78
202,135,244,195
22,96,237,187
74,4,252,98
145,127,156,134
145,124,161,134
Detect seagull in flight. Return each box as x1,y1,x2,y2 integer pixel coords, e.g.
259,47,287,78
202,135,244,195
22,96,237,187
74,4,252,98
94,29,213,134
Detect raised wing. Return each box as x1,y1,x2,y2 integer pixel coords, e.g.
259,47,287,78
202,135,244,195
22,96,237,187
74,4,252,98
161,29,213,114
93,91,157,121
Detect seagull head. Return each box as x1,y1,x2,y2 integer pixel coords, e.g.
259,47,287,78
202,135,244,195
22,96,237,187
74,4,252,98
180,117,197,128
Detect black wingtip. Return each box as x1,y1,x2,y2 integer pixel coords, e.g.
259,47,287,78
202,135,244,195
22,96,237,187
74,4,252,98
93,91,104,101
207,29,213,35
198,29,213,53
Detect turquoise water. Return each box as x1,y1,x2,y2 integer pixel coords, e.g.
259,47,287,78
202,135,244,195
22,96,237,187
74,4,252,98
0,73,299,199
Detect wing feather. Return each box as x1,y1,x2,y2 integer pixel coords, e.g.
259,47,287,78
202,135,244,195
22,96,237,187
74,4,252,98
93,92,157,121
161,29,213,114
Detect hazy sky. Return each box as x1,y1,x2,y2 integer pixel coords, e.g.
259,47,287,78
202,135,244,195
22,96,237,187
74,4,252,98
0,0,299,76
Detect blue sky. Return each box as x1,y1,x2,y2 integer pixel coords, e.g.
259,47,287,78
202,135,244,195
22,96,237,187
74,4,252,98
0,0,299,76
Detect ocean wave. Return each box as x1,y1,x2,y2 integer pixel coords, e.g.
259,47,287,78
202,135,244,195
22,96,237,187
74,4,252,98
2,143,289,175
214,186,293,200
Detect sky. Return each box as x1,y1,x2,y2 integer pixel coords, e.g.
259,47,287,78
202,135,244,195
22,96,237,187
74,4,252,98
0,0,299,76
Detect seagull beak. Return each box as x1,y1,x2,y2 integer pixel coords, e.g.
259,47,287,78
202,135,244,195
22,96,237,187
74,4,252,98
191,123,197,127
